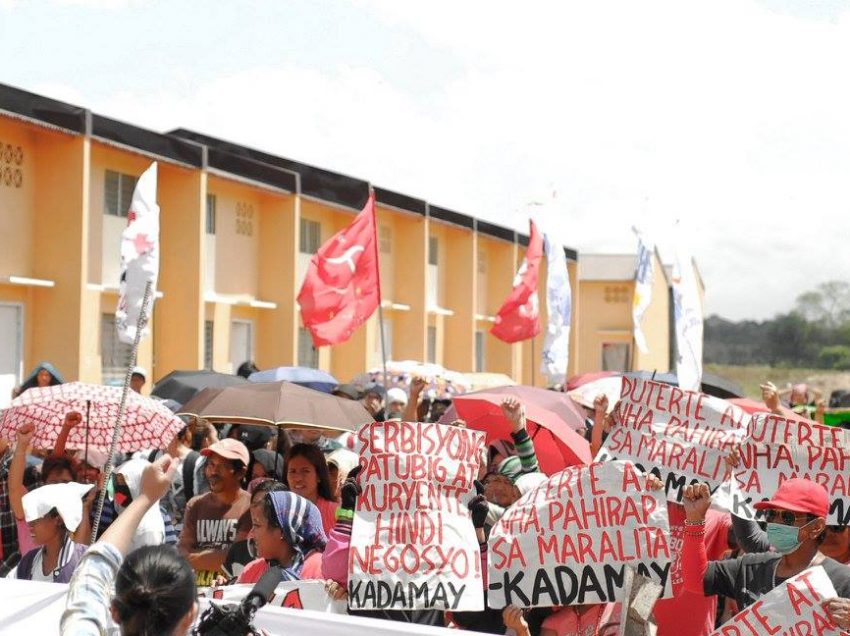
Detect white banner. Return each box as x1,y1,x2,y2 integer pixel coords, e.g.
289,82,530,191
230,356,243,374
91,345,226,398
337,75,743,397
198,580,346,613
596,377,748,503
671,223,703,391
632,227,654,355
0,578,459,636
487,460,672,608
349,421,486,611
730,412,850,524
709,566,841,635
540,232,571,384
116,161,159,344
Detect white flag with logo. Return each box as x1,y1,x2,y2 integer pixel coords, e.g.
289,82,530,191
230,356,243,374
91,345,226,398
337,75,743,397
671,223,703,391
632,227,655,354
540,232,571,384
116,162,159,344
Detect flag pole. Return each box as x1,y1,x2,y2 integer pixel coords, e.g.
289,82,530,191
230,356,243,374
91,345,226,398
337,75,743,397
531,334,537,387
368,187,389,390
90,280,153,542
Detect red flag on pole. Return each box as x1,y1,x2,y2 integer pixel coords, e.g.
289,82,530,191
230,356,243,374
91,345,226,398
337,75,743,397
490,220,544,343
297,192,380,347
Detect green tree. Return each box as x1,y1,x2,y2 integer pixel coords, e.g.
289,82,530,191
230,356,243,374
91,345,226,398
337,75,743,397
794,281,850,328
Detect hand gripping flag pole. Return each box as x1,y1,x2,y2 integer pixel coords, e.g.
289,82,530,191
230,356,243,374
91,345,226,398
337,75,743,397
90,280,153,543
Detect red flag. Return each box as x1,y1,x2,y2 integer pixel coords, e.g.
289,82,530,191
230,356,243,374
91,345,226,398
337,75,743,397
490,220,544,343
297,192,380,347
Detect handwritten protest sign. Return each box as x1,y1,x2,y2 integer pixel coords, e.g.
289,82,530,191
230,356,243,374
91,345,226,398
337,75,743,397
198,580,346,613
487,460,672,608
731,413,850,524
596,377,747,503
709,566,842,635
348,420,486,611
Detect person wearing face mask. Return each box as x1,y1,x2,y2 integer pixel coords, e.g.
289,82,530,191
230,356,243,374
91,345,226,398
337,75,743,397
680,478,850,629
111,459,178,551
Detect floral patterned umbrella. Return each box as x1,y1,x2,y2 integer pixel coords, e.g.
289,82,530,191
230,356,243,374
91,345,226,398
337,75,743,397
0,382,185,452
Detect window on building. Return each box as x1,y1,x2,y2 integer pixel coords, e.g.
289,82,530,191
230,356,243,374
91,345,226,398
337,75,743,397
602,342,631,372
427,326,437,364
298,327,319,368
299,219,322,254
104,170,138,217
475,331,486,373
428,236,439,266
206,194,217,235
204,321,214,371
101,313,133,386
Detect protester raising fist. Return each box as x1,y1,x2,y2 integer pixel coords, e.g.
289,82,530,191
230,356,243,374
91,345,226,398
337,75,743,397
500,397,527,433
682,482,712,523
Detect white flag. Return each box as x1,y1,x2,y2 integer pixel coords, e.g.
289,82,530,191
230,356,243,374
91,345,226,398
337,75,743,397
671,223,703,391
632,227,655,354
116,162,159,344
540,232,571,384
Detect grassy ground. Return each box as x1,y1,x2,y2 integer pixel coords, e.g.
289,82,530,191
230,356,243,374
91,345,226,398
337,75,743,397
705,363,850,400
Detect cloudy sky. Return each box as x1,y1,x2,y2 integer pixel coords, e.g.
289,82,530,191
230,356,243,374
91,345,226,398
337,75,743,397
1,0,848,320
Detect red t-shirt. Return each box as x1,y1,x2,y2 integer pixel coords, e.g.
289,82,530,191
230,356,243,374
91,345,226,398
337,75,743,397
653,504,731,636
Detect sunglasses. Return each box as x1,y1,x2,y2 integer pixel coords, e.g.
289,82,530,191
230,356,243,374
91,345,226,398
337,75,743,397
762,509,813,526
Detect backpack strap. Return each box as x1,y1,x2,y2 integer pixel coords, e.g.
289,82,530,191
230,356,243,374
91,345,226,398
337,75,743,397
183,451,199,501
16,548,37,580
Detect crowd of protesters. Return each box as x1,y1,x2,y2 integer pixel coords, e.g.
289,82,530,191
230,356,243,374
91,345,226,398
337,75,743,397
1,361,850,635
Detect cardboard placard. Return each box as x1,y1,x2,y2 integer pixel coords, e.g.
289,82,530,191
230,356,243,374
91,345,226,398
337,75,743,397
597,377,747,503
348,420,486,611
487,460,672,608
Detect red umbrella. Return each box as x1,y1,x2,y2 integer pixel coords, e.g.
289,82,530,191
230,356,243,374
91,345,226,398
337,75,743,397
566,371,618,391
439,385,591,474
0,382,185,452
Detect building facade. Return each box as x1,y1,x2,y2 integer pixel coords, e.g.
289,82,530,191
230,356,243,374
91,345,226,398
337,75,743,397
0,83,591,397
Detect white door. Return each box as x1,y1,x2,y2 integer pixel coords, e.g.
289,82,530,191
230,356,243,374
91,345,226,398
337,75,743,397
0,304,23,406
230,321,253,373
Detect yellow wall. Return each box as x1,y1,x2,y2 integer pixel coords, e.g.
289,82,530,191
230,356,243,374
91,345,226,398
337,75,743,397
0,119,36,277
442,223,475,372
256,191,298,369
154,164,205,379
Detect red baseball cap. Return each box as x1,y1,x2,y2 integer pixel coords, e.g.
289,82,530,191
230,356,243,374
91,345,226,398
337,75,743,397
753,478,829,518
201,438,250,466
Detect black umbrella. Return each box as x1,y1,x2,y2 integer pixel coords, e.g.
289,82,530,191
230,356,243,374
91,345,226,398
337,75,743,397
151,370,248,406
623,370,743,399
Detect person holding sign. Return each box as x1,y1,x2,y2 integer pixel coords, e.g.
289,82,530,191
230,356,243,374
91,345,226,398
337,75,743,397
680,477,850,629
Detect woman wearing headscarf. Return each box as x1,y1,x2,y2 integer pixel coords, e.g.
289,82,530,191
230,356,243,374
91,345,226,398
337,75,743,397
14,361,63,397
237,490,328,584
7,482,91,583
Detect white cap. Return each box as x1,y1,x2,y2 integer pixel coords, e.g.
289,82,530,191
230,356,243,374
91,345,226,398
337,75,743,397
131,366,147,379
386,387,408,406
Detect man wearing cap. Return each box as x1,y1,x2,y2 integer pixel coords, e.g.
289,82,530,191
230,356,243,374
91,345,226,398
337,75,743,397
362,383,386,421
178,438,251,586
130,367,146,394
681,478,850,629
